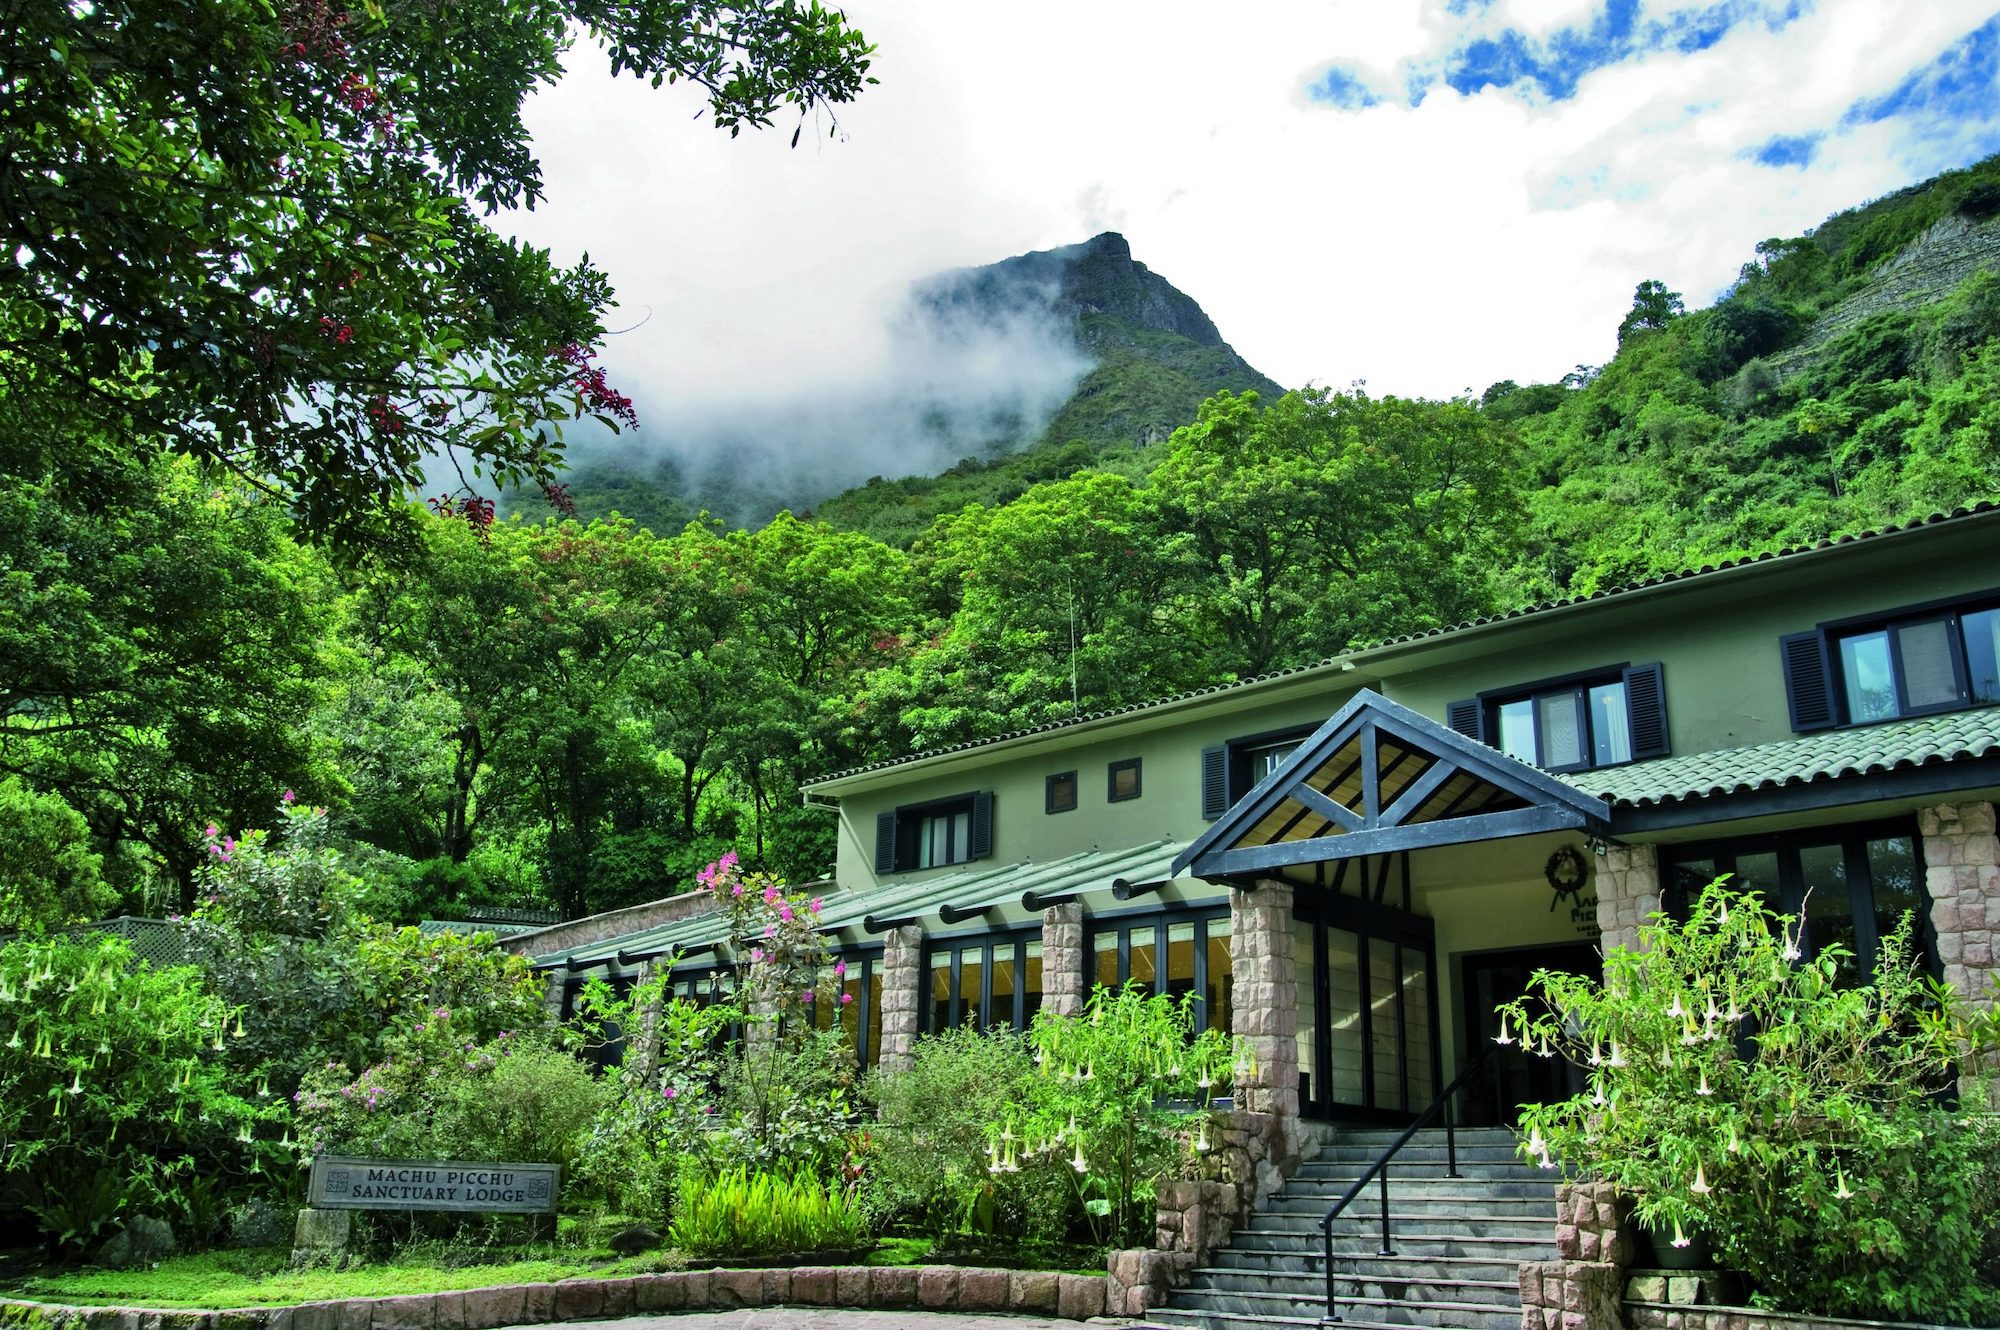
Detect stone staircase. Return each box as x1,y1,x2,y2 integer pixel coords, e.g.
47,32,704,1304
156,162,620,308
1144,1127,1558,1330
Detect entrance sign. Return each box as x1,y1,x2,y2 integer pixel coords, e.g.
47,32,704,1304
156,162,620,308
308,1156,559,1213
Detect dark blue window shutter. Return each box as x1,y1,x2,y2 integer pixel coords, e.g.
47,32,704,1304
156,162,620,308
968,791,995,861
1446,698,1483,743
873,811,898,874
1622,662,1670,759
1200,745,1229,819
1780,631,1838,732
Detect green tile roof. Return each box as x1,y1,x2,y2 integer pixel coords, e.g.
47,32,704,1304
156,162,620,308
538,840,1186,971
1564,707,2000,810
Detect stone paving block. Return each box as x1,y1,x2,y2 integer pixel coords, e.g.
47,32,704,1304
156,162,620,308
549,1282,602,1323
834,1268,872,1307
757,1271,790,1306
915,1267,957,1310
868,1267,917,1307
368,1297,432,1330
707,1270,762,1309
1055,1274,1103,1320
1006,1270,1059,1315
787,1268,835,1306
632,1275,683,1313
955,1269,1008,1310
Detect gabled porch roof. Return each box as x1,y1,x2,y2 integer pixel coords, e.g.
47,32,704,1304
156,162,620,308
1173,689,1612,884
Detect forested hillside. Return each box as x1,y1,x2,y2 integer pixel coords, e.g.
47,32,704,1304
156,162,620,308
7,157,1998,934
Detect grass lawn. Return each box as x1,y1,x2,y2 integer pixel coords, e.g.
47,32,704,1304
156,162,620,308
0,1247,678,1309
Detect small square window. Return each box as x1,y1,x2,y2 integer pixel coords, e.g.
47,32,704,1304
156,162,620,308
1045,771,1078,814
1108,758,1142,802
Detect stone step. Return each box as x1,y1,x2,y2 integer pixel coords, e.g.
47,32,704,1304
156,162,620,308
1191,1266,1521,1307
1200,1249,1525,1281
1160,1286,1521,1330
1297,1159,1540,1178
1272,1176,1552,1200
1267,1193,1555,1217
1227,1225,1557,1258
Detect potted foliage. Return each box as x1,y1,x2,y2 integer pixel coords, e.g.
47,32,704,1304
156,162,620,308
1498,879,2000,1324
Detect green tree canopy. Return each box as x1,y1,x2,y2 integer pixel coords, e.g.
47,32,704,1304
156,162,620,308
2,0,873,546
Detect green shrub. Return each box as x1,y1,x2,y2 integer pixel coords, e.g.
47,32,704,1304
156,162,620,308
1506,879,1996,1324
996,984,1238,1249
666,1165,866,1259
296,1008,607,1178
861,1025,1071,1244
0,935,285,1252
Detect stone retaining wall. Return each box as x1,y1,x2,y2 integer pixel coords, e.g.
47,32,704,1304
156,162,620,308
1625,1303,1960,1330
0,1265,1117,1330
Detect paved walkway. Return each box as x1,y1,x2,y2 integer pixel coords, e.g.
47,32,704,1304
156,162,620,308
517,1312,1139,1329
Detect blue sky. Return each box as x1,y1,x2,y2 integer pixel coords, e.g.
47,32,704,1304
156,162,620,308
509,0,2000,424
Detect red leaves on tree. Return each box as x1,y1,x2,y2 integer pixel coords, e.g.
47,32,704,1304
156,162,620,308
541,481,579,518
556,343,637,428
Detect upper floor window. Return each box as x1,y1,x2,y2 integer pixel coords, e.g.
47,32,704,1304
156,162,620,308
1046,770,1078,814
873,791,994,874
1108,758,1143,802
1200,724,1316,819
1447,663,1668,771
1783,595,2000,731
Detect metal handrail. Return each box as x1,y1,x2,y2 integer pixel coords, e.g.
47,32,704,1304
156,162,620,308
1317,1045,1497,1324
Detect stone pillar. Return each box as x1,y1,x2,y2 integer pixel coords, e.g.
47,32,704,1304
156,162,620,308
1921,801,2000,1006
1041,901,1087,1017
877,924,925,1073
1593,842,1660,961
1520,1181,1630,1330
542,970,568,1022
1229,881,1297,1123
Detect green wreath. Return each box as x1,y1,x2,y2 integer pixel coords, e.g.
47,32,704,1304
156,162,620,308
1545,845,1590,910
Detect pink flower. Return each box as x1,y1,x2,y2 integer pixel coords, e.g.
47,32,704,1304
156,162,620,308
204,823,219,838
810,897,823,914
282,789,296,804
802,990,814,1003
732,883,744,897
763,885,779,905
751,948,765,963
778,903,793,922
663,1086,677,1100
764,925,777,938
840,993,853,1005
833,960,846,979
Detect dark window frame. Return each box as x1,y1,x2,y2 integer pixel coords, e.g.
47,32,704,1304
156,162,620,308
922,928,1044,1034
1108,757,1143,802
1046,770,1079,814
805,944,887,1069
1202,722,1318,820
873,790,995,874
1660,817,1933,982
1448,662,1668,772
1786,590,2000,731
1085,904,1232,1034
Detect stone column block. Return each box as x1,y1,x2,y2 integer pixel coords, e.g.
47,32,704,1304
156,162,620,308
1041,901,1087,1017
877,924,926,1072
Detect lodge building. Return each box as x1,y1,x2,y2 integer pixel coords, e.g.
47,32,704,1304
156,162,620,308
506,503,2000,1145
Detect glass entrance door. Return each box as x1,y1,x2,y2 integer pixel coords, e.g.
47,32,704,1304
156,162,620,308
1458,943,1598,1128
1301,907,1440,1122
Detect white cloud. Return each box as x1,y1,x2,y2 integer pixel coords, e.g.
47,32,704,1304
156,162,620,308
505,0,2000,447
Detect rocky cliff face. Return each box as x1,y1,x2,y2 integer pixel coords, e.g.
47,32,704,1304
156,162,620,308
1769,209,2000,379
911,232,1278,398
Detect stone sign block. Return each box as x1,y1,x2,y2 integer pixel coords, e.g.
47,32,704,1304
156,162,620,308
308,1158,558,1214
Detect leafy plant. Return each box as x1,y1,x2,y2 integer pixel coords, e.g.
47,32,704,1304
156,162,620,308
666,1165,867,1259
861,1025,1071,1244
994,984,1237,1249
1504,878,1996,1323
0,935,285,1252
